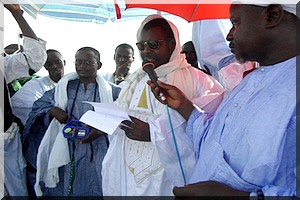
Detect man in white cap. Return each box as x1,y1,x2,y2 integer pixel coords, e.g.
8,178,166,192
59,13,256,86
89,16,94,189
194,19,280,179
147,3,298,197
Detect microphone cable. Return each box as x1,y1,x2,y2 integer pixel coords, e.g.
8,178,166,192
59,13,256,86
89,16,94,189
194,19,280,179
143,61,187,185
166,103,187,185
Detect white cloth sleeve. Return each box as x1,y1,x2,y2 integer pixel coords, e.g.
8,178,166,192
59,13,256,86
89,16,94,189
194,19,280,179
149,108,196,187
4,36,46,83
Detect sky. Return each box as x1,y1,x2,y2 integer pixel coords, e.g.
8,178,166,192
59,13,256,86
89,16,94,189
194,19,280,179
3,8,194,77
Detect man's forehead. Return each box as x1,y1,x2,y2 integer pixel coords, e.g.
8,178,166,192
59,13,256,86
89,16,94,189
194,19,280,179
116,47,133,54
229,4,245,18
47,52,63,59
142,26,161,34
76,50,95,56
140,26,164,39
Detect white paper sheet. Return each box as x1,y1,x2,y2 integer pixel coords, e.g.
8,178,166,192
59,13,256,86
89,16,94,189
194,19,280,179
80,102,131,135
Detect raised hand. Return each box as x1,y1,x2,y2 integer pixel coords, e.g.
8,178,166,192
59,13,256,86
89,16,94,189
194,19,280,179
3,2,37,39
115,60,131,76
3,3,22,13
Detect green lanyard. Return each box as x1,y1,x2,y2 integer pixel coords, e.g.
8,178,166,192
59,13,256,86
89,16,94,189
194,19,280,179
66,82,98,196
67,139,76,196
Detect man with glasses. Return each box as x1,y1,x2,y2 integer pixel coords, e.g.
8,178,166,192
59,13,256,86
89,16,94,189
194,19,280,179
101,43,135,86
24,47,121,196
101,14,224,196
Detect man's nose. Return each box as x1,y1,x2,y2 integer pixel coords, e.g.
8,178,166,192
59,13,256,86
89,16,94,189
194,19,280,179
226,27,235,41
143,44,153,53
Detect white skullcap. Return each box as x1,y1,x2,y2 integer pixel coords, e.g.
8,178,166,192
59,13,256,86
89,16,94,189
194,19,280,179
232,0,298,16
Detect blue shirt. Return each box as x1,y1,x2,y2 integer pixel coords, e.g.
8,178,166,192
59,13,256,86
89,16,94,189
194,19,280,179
187,57,296,196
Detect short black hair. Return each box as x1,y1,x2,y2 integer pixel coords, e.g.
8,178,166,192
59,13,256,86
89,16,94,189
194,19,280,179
142,18,174,40
76,46,100,61
115,43,134,54
46,49,62,56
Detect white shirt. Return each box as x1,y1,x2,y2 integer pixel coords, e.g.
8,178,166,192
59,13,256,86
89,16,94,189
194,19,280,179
3,36,47,83
11,76,56,125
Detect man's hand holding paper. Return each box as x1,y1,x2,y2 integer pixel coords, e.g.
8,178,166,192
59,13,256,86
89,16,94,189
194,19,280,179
121,116,150,142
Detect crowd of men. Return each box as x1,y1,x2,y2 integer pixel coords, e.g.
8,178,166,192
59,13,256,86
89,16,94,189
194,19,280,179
1,1,298,198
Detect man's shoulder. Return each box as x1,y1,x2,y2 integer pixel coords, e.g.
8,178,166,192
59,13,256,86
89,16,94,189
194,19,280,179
107,81,122,90
100,72,114,83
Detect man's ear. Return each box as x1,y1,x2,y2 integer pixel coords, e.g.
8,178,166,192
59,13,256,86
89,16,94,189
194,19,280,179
97,61,102,70
264,4,284,28
63,60,66,66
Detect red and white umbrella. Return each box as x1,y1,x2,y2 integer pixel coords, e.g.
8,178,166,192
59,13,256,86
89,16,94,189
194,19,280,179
125,0,231,22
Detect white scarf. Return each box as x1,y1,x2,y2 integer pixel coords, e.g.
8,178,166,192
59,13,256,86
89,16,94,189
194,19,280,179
112,14,195,187
116,14,194,109
35,72,113,196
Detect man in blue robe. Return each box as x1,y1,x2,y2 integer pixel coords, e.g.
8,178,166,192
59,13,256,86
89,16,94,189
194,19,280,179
147,3,298,197
23,47,121,196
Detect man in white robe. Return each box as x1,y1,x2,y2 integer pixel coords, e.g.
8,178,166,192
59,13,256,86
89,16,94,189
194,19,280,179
11,49,65,125
101,14,224,196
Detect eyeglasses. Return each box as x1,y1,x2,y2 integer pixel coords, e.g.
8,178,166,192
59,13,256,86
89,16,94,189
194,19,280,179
74,60,98,66
136,39,172,51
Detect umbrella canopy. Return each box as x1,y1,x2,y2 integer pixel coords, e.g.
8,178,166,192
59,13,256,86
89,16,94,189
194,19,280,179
125,0,231,22
21,0,165,24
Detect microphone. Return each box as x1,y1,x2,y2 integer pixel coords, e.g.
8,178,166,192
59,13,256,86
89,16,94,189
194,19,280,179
142,62,166,102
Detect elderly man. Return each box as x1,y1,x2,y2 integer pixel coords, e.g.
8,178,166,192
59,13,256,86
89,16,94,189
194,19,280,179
101,14,224,196
148,3,298,197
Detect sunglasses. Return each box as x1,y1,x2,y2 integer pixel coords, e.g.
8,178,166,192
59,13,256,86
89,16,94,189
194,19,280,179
136,38,172,51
